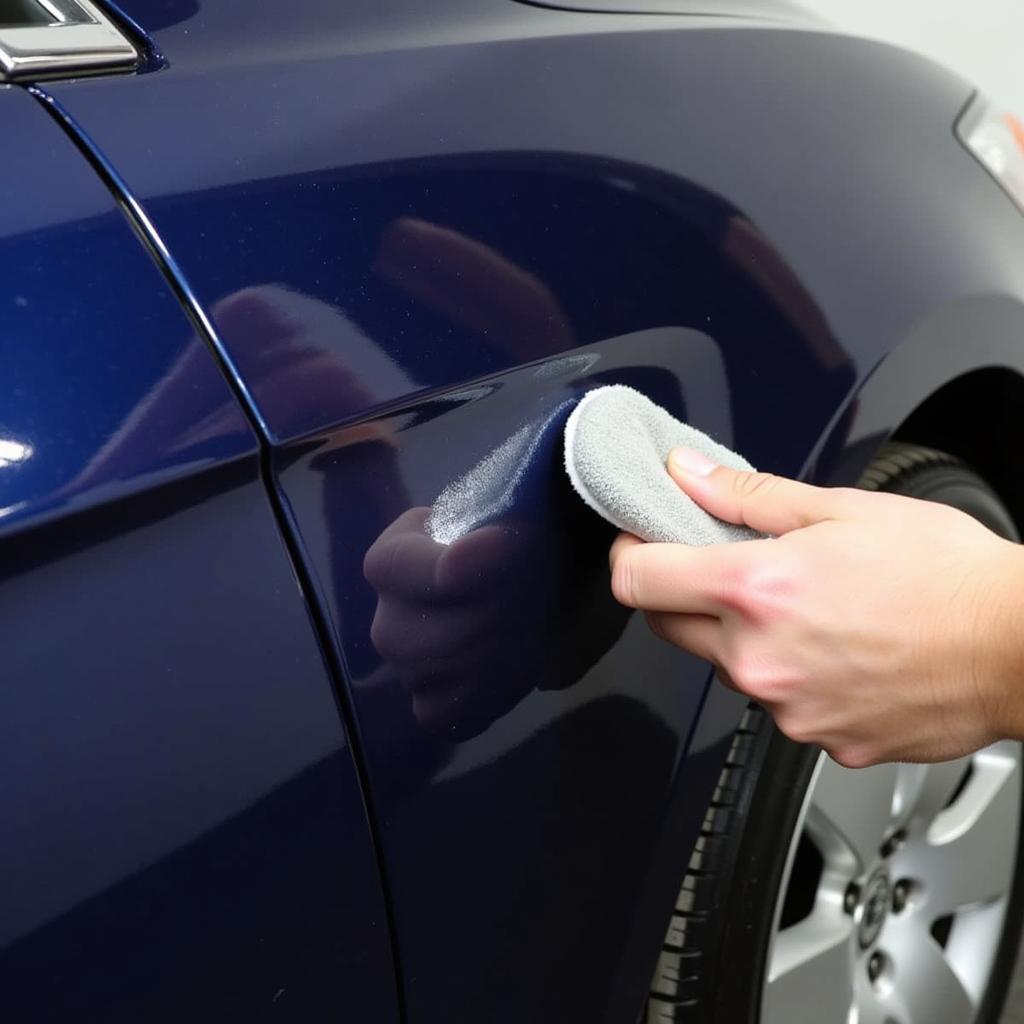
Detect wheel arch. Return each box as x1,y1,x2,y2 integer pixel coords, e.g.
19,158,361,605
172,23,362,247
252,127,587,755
893,366,1024,534
813,293,1024,534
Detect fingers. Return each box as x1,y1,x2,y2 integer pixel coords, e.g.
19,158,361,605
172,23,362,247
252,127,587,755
609,532,769,615
645,611,722,663
610,533,727,663
667,447,841,536
609,531,643,568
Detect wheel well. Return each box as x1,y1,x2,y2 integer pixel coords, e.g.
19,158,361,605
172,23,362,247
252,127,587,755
893,367,1024,532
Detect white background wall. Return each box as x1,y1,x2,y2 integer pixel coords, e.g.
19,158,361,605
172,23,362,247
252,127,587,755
803,0,1024,115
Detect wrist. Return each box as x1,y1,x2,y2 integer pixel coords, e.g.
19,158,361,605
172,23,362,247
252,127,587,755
981,540,1024,742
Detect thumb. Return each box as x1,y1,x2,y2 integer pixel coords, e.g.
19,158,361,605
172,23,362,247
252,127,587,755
667,446,838,535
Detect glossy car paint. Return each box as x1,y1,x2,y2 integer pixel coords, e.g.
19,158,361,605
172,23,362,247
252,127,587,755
0,85,397,1022
0,85,254,537
4,0,1024,1021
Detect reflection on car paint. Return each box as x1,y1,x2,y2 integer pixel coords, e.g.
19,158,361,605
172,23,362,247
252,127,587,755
62,151,852,451
0,111,254,538
0,86,397,1022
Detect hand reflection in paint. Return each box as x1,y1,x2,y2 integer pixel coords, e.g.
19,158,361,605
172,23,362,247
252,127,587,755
357,218,630,741
362,499,629,743
363,509,546,741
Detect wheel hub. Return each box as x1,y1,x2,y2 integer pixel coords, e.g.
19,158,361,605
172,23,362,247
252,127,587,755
857,867,891,949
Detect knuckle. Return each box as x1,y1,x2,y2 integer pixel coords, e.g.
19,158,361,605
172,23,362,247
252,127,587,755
724,654,756,693
725,650,769,694
716,551,800,621
610,555,641,608
777,716,816,746
725,659,755,694
828,745,876,770
728,651,799,703
716,563,752,613
732,470,779,502
715,668,741,692
738,564,798,622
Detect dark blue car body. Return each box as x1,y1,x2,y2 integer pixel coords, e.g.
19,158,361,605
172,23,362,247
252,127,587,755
3,1,1024,1020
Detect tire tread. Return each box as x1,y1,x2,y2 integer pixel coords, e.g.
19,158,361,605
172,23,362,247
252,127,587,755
646,705,767,1020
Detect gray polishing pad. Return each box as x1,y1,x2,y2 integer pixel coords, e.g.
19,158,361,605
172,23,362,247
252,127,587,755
563,385,763,545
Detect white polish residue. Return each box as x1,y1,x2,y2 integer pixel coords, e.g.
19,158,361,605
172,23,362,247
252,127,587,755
0,439,33,468
426,401,573,545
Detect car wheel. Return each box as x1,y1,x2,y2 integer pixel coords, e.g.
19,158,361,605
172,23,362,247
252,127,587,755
647,443,1024,1024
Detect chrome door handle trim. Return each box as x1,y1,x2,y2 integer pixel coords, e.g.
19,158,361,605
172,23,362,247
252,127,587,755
0,0,138,82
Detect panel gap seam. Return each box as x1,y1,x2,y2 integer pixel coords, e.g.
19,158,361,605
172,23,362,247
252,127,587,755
24,80,410,1024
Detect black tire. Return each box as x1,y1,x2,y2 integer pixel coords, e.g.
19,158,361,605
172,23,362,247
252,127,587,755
647,442,1024,1024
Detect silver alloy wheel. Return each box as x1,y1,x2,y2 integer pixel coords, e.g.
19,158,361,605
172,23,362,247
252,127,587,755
761,743,1022,1024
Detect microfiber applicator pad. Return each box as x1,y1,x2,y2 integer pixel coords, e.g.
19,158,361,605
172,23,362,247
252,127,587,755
563,385,763,545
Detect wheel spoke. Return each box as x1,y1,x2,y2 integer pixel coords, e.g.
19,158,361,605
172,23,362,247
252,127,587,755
807,757,899,871
762,912,854,1024
890,929,975,1024
891,757,971,830
900,744,1019,916
851,977,893,1024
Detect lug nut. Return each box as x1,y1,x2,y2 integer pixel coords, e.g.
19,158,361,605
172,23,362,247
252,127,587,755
892,879,911,913
844,882,861,914
880,829,907,859
868,951,886,983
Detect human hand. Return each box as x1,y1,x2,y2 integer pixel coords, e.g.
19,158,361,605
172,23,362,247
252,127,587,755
609,447,1024,767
